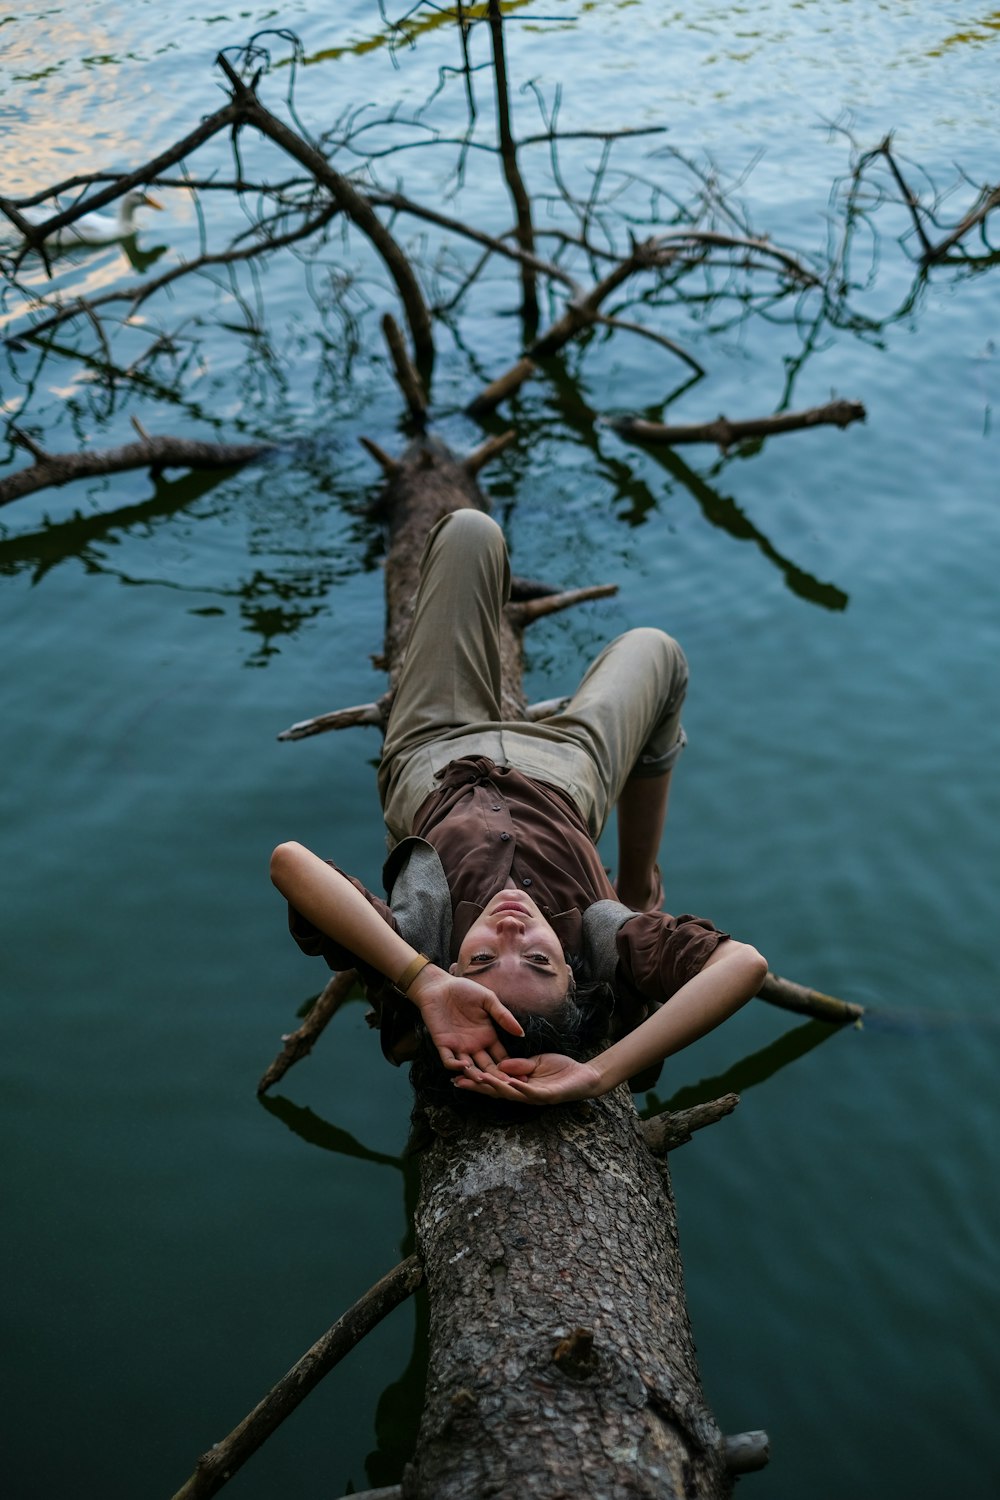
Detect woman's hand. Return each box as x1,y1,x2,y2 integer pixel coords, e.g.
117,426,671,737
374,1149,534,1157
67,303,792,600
453,1052,603,1105
408,965,525,1071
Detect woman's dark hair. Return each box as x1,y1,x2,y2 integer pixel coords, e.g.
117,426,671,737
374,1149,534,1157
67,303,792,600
408,954,616,1119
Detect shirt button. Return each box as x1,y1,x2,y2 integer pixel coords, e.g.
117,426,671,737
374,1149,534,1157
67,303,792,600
499,832,510,842
492,805,501,812
522,878,532,888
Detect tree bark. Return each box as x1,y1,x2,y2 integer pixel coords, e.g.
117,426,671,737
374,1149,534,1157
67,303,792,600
406,1091,732,1499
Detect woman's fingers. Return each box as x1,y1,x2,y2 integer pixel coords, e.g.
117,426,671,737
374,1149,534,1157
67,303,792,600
454,1073,529,1101
498,1057,538,1077
486,994,525,1038
472,1048,505,1072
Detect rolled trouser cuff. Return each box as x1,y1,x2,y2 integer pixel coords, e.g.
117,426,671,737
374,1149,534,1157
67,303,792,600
631,725,687,777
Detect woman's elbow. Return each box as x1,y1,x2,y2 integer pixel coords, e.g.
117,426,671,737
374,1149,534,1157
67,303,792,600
270,839,304,889
739,942,769,993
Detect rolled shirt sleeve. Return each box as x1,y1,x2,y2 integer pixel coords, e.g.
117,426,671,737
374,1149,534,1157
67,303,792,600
616,911,730,1006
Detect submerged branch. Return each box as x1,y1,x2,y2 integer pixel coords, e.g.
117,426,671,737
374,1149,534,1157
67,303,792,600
170,1256,424,1500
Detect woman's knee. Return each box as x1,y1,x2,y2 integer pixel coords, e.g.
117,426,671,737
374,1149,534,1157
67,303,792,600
422,508,509,600
621,627,688,689
430,507,505,558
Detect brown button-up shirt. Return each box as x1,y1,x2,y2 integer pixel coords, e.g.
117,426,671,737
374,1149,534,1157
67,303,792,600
289,756,727,1061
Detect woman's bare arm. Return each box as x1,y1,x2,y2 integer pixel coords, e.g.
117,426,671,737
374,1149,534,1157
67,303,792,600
270,841,524,1070
455,938,767,1104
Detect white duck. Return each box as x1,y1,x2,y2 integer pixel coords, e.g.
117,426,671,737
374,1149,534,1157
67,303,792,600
18,190,164,245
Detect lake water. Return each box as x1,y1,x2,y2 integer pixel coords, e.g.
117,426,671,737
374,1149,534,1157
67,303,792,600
2,4,998,1497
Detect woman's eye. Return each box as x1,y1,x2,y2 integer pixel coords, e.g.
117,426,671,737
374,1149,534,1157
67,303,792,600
528,953,550,965
470,952,493,963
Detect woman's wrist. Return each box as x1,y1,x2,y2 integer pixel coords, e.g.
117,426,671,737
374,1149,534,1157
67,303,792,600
403,959,444,1009
395,951,432,995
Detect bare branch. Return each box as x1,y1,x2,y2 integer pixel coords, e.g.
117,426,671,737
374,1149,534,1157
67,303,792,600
757,971,864,1024
0,435,272,508
589,312,705,375
923,182,1000,264
257,971,358,1094
529,243,647,358
523,694,569,720
519,125,670,147
609,399,865,452
506,582,618,627
464,429,516,476
275,689,582,744
0,98,243,267
382,312,427,426
358,435,401,477
8,425,48,462
366,189,577,288
12,205,340,344
277,693,392,741
723,1432,770,1474
648,229,821,285
875,134,936,259
215,52,435,371
466,357,536,417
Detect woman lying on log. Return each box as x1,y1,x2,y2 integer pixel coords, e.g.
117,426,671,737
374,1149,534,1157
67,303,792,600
270,509,767,1105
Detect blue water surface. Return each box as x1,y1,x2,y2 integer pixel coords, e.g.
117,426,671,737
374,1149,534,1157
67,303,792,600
1,4,998,1498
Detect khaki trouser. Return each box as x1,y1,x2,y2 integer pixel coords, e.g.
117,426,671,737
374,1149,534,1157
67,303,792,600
378,510,688,846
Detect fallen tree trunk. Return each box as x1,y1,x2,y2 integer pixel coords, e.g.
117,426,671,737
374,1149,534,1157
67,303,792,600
375,439,755,1499
408,1091,732,1500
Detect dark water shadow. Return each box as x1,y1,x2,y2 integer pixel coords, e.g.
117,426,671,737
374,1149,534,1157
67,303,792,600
0,464,245,583
0,450,359,662
635,442,849,611
258,1086,426,1489
530,359,849,610
258,1092,405,1171
640,1016,846,1118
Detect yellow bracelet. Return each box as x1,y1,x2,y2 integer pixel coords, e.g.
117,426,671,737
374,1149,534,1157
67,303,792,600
395,952,432,994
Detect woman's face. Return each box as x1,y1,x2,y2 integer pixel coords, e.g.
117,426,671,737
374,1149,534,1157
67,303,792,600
452,884,571,1012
